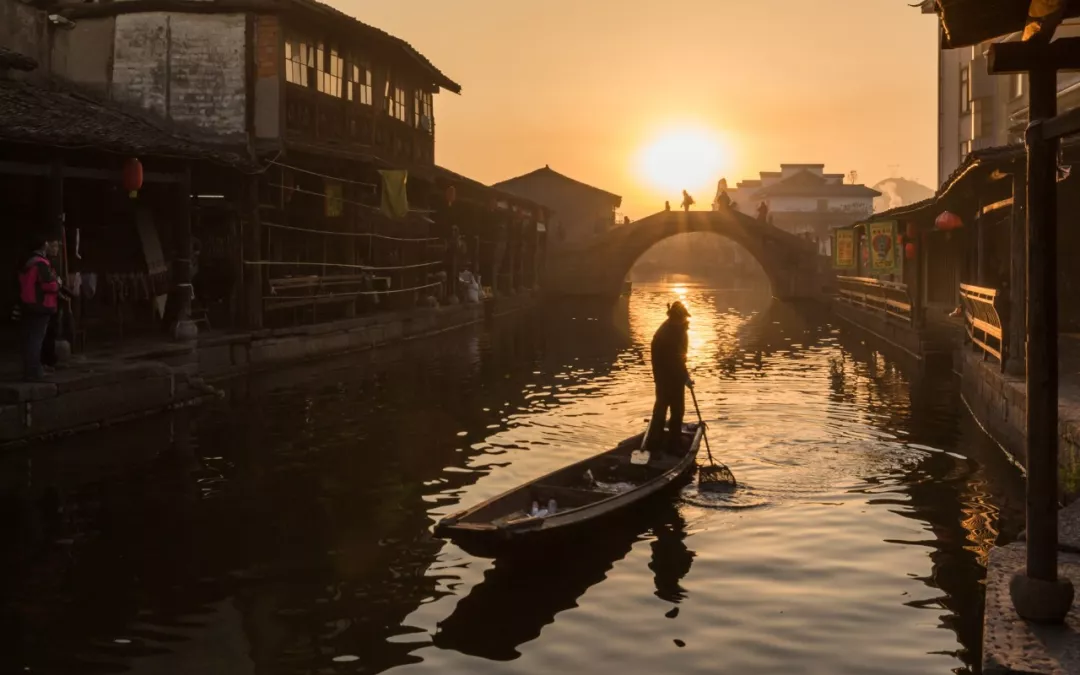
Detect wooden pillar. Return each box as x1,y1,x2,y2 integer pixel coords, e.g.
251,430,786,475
244,174,263,330
1024,64,1060,584
976,202,987,285
1007,169,1027,376
913,226,925,329
990,36,1077,623
171,165,196,339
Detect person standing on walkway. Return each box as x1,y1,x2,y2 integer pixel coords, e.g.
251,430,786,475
681,190,695,212
646,300,692,456
17,231,61,381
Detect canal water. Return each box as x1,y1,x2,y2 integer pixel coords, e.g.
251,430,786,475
0,283,1026,675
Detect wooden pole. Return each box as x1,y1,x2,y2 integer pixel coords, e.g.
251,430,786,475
1024,64,1060,584
172,165,195,338
1007,168,1027,376
244,173,263,329
976,200,987,286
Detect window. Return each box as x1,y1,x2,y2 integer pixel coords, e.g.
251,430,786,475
1011,73,1024,100
315,43,343,98
413,89,433,133
348,57,372,105
959,140,972,161
285,38,314,87
384,74,406,122
960,65,971,114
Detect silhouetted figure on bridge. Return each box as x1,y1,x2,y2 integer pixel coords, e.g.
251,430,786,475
664,201,671,212
646,301,692,456
757,201,769,222
681,191,695,212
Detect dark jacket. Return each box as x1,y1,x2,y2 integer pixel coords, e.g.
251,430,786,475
651,318,688,388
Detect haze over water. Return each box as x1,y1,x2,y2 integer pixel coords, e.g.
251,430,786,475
0,282,1023,674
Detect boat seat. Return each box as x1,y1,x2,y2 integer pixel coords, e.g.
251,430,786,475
529,484,611,507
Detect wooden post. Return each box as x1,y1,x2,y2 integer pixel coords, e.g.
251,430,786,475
171,165,196,339
1007,168,1027,376
244,173,263,329
1024,64,1060,584
991,36,1078,622
976,202,987,286
913,225,925,329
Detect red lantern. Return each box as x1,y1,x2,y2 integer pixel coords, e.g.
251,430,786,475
905,242,916,260
905,222,917,238
935,211,962,231
123,158,143,198
446,185,456,206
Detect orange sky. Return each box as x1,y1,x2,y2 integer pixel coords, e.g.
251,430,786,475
344,0,939,218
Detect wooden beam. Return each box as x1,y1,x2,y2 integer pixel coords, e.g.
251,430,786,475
981,197,1015,216
988,36,1080,74
0,161,186,183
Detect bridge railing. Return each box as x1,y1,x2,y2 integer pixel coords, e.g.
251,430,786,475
959,283,1005,370
835,276,913,325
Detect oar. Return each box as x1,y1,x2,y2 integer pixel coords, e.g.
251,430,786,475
689,383,736,490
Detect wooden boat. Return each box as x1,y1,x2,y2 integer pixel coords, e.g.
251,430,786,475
434,423,703,554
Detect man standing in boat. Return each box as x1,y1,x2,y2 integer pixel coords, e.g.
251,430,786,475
646,300,692,456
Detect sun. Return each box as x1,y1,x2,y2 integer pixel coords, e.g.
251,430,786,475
636,127,730,197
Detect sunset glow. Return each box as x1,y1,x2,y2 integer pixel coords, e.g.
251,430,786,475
636,128,731,198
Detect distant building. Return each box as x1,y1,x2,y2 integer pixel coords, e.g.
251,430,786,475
493,166,622,250
929,4,1080,184
717,164,880,255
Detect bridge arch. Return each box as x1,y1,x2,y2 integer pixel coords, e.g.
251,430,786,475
546,209,833,300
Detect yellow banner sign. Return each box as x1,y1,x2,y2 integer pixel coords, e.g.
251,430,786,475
834,228,855,268
868,221,898,272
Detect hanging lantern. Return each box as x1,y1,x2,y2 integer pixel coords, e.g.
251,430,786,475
935,210,963,231
122,157,143,198
446,185,456,206
905,242,916,260
905,222,917,238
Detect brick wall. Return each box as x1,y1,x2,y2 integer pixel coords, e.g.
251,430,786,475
111,12,247,137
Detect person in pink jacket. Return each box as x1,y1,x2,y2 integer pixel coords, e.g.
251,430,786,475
17,231,61,381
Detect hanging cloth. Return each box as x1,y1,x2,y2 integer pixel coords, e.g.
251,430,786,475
378,170,410,220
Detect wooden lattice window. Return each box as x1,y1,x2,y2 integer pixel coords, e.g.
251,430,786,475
348,57,373,105
316,43,343,98
384,73,407,122
285,38,314,87
413,89,433,133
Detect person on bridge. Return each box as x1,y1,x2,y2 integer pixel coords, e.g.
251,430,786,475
757,201,769,222
681,191,695,212
646,300,692,456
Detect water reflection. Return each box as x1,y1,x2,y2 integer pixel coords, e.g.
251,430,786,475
0,283,1024,675
434,500,691,661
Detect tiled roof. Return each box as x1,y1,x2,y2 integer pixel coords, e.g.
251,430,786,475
0,75,253,168
932,0,1078,48
493,166,622,206
289,0,461,94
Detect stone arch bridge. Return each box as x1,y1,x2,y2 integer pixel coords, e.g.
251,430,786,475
545,209,835,300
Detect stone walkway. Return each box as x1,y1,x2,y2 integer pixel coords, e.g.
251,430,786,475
983,502,1080,674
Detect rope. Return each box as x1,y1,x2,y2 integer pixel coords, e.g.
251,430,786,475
263,220,441,242
269,183,381,212
244,259,444,272
264,281,442,301
268,159,379,189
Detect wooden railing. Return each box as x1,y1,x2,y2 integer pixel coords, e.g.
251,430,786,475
959,283,1005,370
835,276,914,325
